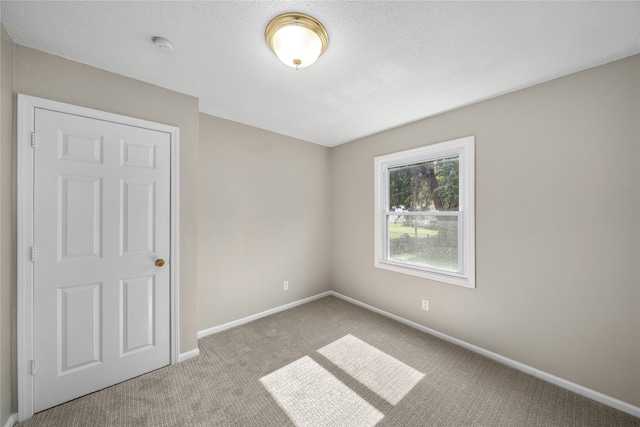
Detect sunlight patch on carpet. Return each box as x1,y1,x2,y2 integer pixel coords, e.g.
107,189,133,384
260,356,384,427
317,334,425,405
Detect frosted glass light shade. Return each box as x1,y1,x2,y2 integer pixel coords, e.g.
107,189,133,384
272,25,322,68
266,13,328,69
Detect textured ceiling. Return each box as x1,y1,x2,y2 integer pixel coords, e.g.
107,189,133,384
2,1,639,147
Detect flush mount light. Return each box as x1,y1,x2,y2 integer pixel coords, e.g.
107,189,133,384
265,13,328,70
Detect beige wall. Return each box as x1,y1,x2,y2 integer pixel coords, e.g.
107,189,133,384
1,24,15,427
330,54,640,406
198,113,331,328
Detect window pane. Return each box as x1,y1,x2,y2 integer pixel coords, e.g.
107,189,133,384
388,215,459,272
388,156,459,212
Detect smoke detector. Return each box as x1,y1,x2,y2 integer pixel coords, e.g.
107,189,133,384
152,36,174,53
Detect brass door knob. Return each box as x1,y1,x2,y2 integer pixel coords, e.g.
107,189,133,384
155,259,165,267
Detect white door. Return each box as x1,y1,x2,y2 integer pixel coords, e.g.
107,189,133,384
32,108,171,412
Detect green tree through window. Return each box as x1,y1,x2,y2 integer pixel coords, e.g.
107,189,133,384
389,156,459,212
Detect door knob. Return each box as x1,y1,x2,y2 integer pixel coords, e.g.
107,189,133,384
155,259,165,267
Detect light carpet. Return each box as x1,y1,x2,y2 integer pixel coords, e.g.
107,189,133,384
17,296,640,426
260,355,384,427
317,334,424,405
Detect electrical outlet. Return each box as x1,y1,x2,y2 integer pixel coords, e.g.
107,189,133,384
283,281,289,291
422,299,429,311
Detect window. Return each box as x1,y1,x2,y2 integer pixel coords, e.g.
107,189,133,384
374,136,475,288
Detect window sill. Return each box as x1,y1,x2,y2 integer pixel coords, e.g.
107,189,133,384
375,259,475,288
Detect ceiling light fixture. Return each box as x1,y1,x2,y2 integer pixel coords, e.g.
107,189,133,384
265,13,328,70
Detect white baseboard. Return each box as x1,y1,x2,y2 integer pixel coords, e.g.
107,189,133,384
328,290,640,419
3,413,17,427
197,291,332,339
178,348,200,363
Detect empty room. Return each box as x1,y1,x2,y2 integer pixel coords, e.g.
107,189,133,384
1,1,639,426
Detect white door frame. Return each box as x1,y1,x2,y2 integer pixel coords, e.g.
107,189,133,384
16,94,180,421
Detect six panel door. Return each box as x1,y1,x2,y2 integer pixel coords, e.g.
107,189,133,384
32,108,171,412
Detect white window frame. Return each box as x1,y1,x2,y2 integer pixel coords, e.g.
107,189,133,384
374,136,475,288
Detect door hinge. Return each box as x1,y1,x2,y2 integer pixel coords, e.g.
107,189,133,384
31,360,36,375
31,133,36,148
31,247,36,262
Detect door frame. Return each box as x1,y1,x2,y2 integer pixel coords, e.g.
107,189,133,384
16,94,180,421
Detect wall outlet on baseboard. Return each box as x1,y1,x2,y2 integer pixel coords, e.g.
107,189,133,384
422,299,429,311
283,281,289,291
